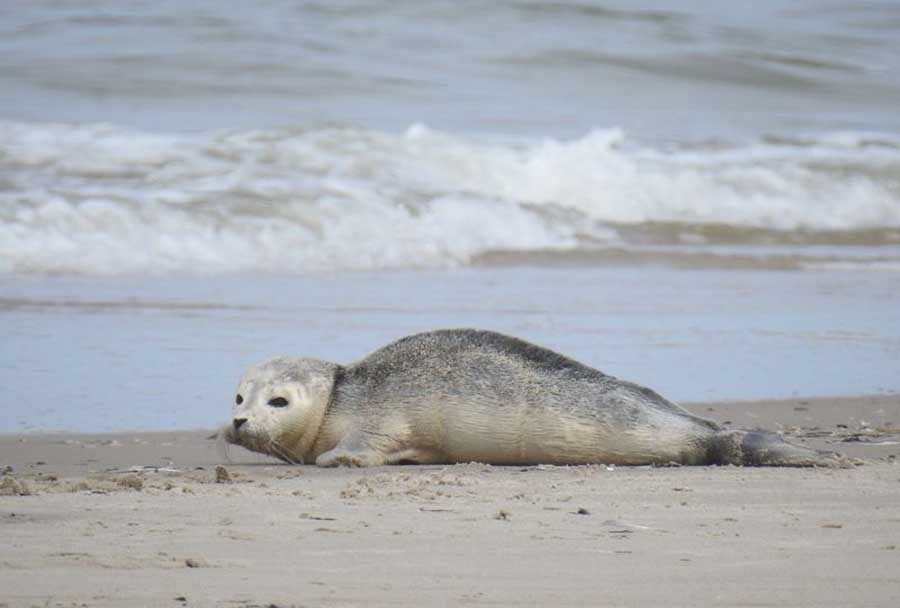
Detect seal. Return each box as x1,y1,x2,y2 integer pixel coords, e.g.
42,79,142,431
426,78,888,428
224,328,840,467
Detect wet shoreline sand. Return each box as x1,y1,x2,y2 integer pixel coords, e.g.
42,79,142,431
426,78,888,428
1,395,899,607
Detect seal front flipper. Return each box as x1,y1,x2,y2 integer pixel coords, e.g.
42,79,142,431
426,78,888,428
315,431,387,467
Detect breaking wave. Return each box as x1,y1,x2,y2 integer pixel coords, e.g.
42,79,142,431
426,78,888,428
2,121,899,274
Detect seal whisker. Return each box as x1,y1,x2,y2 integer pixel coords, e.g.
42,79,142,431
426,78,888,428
213,424,235,463
265,439,289,463
268,438,300,465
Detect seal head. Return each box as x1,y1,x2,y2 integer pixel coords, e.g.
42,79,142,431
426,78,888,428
226,356,338,464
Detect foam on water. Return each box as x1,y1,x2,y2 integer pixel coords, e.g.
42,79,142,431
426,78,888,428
2,121,899,274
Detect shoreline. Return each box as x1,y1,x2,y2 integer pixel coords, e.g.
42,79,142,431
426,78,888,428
2,394,899,607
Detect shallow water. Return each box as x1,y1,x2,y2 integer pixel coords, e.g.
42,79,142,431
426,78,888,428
2,268,898,433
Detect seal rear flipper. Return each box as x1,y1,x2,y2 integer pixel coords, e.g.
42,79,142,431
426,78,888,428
707,430,853,467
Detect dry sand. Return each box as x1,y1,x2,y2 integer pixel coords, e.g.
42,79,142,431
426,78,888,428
1,395,899,607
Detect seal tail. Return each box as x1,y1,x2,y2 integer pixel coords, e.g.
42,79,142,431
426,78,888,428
706,429,851,467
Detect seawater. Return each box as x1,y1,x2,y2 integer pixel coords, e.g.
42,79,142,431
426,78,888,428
1,1,899,431
2,269,899,433
3,0,900,137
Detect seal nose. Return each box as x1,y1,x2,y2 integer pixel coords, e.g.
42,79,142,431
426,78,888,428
233,417,248,431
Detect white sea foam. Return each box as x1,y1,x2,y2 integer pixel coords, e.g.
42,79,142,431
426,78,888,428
1,121,899,274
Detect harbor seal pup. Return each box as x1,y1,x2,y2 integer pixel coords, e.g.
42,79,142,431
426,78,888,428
224,328,839,467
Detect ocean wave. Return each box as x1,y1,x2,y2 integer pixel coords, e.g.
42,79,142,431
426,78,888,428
1,121,899,274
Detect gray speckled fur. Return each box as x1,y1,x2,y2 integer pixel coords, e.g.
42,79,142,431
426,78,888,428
227,328,839,467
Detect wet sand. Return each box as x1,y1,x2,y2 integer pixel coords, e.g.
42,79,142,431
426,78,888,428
1,395,899,607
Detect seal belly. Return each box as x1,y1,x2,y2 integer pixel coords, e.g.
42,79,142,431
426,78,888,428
437,408,706,465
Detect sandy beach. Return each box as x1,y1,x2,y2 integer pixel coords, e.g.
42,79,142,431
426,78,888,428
2,395,898,607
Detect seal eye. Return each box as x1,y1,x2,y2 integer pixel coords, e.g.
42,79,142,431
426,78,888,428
235,394,243,405
267,397,288,408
